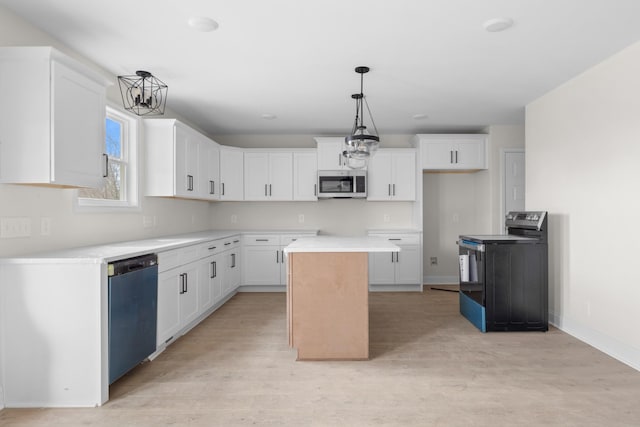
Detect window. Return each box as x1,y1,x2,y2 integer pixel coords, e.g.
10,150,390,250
76,105,139,211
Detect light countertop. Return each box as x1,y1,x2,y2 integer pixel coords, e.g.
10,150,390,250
284,236,400,253
0,229,318,264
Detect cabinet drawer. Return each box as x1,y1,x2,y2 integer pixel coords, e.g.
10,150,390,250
280,234,316,245
198,239,224,257
222,235,242,250
157,249,181,273
369,233,421,245
243,234,280,246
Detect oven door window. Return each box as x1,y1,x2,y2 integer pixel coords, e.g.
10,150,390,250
319,176,353,193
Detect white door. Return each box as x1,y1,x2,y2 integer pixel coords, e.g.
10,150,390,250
220,147,244,200
179,262,200,327
503,150,526,231
395,245,421,284
369,251,396,284
242,245,281,285
156,269,182,346
367,151,393,200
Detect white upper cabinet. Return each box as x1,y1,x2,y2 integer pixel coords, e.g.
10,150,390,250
414,134,488,171
145,119,220,200
0,47,110,187
316,137,349,170
244,150,293,201
219,146,244,201
293,150,318,201
367,149,416,201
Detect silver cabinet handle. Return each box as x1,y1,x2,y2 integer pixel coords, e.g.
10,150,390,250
314,183,317,196
256,239,269,242
102,154,109,178
231,253,236,268
276,250,279,263
388,184,391,196
179,273,186,294
393,184,396,196
269,184,272,196
388,238,401,241
450,150,454,164
265,184,268,196
208,246,217,250
222,182,225,196
187,175,194,191
210,180,215,195
211,261,216,279
455,150,458,164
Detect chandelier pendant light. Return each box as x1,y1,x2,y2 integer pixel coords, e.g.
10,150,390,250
343,66,380,168
117,70,168,116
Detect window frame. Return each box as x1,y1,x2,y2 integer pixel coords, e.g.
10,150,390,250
74,103,140,212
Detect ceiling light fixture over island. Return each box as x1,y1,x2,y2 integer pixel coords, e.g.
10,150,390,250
284,236,399,360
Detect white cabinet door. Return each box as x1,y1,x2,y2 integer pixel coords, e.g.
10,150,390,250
0,47,108,187
367,150,416,201
157,269,182,346
244,151,293,201
198,256,214,313
244,152,270,200
391,151,416,201
421,140,454,169
293,151,318,200
220,146,244,200
367,151,393,200
242,246,281,285
210,252,224,304
179,262,200,328
316,138,347,170
223,247,241,294
201,139,220,201
395,244,422,284
269,152,293,200
417,134,487,171
369,251,396,284
174,125,198,198
455,137,486,169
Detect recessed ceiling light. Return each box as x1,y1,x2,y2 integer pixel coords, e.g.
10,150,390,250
261,113,277,120
188,16,219,32
483,17,513,32
412,113,429,120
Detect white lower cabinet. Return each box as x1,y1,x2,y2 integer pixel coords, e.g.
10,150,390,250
156,255,200,347
368,233,422,289
222,236,242,294
242,233,317,287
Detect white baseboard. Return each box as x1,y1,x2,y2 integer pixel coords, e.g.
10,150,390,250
423,275,458,285
550,312,640,372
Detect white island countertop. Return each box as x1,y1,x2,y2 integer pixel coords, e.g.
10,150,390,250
284,236,400,253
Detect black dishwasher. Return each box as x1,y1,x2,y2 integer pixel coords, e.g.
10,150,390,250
108,253,158,384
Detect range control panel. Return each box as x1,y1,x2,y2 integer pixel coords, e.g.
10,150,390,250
505,211,547,231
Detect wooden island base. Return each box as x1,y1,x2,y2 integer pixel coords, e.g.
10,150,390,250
287,252,369,360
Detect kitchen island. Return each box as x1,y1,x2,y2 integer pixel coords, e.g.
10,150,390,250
284,236,399,360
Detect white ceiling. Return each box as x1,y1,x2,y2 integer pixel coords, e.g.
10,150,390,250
3,0,640,136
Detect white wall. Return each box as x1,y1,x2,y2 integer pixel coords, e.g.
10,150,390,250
526,41,640,370
422,125,525,284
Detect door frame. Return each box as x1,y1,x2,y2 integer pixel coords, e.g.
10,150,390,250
499,148,525,233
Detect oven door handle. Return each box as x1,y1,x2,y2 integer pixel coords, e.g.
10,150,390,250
458,240,485,252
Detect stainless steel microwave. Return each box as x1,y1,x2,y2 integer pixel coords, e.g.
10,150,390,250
317,170,367,198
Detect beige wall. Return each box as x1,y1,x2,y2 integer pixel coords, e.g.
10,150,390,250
422,125,525,283
526,41,640,370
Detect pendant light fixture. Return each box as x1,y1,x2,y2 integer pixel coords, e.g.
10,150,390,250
117,70,168,116
343,66,380,168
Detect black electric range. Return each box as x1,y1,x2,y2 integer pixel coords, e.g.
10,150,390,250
458,211,548,332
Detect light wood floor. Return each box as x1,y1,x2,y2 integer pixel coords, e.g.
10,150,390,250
2,289,640,426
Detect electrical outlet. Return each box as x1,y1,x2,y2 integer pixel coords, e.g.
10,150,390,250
430,256,438,265
143,216,154,228
40,217,51,236
383,214,390,222
298,214,305,223
0,217,31,238
452,213,459,223
231,214,238,223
